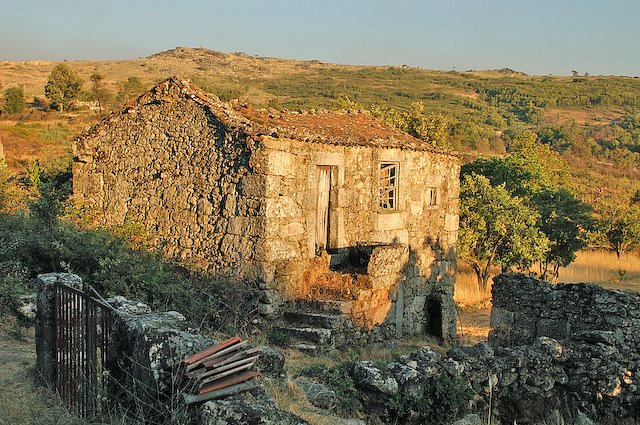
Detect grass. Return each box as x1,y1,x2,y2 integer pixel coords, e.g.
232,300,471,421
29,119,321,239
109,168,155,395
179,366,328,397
558,249,640,293
0,318,88,425
455,250,640,309
453,250,640,345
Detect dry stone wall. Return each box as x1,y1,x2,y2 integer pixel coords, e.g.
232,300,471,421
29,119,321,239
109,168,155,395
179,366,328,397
490,273,640,421
346,274,640,424
73,78,460,343
74,83,266,281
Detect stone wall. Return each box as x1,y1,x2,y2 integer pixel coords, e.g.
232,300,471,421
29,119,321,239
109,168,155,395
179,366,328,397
489,273,640,421
72,78,460,342
73,81,266,281
346,274,640,423
490,273,640,348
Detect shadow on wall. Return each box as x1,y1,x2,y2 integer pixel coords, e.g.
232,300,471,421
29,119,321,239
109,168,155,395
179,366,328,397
296,237,456,344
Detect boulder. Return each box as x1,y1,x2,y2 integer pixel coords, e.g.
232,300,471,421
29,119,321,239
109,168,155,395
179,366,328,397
294,376,338,410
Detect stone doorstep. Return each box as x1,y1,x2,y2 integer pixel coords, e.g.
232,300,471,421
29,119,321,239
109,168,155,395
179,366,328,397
283,310,346,329
292,343,321,356
291,299,353,315
274,325,333,345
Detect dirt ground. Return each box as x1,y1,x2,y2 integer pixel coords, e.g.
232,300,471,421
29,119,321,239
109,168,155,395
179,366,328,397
457,306,491,346
0,317,86,425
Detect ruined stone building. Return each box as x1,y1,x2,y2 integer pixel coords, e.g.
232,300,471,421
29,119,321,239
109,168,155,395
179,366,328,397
73,77,460,346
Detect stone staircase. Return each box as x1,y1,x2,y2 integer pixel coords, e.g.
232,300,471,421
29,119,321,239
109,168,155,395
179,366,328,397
274,300,355,355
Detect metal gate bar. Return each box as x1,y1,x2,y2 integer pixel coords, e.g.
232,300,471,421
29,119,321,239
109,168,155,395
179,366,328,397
54,283,111,418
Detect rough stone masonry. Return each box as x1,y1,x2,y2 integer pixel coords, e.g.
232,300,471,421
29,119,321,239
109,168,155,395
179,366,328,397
347,274,640,424
72,77,460,343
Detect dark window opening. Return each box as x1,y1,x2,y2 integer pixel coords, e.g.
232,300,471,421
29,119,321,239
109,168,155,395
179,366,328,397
426,187,437,206
426,297,443,340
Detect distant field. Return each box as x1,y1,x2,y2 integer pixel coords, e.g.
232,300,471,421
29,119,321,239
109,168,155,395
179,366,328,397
558,249,640,292
455,249,640,343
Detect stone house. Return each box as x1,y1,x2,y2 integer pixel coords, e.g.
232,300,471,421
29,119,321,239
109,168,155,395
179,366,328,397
73,77,460,344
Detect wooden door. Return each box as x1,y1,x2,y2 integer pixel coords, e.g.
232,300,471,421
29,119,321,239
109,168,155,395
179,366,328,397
315,166,331,253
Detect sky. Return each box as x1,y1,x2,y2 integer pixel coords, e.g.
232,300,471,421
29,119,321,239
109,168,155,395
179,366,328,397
1,0,639,76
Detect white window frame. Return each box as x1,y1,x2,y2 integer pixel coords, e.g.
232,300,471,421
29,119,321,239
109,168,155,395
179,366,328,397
379,162,399,210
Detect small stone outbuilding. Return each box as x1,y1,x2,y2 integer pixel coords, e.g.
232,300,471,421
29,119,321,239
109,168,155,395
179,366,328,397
73,77,460,343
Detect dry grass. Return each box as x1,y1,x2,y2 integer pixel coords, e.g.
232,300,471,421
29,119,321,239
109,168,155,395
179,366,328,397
0,318,88,425
558,249,640,293
454,262,495,308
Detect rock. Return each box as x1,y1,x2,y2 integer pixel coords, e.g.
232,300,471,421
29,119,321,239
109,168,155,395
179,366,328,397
200,395,308,425
15,294,36,321
254,346,285,376
333,420,366,425
107,295,152,314
575,411,597,425
352,361,398,395
294,376,338,410
533,337,567,361
451,414,483,425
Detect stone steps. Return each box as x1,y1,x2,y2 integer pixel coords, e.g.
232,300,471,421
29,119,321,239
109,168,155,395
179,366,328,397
275,300,356,355
290,299,353,315
283,310,345,329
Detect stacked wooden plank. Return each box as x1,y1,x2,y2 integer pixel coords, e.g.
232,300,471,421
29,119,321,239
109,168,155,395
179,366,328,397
181,337,262,404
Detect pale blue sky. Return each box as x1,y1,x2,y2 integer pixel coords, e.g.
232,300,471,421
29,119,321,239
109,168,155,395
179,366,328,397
1,0,638,76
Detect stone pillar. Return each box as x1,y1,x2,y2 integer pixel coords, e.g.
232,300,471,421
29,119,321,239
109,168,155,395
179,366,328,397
35,273,83,385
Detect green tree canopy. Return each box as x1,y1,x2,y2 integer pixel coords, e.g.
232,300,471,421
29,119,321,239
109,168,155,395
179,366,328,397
3,86,25,114
458,173,549,289
90,73,112,115
602,205,640,257
371,101,451,147
45,64,83,112
461,131,592,281
534,189,593,279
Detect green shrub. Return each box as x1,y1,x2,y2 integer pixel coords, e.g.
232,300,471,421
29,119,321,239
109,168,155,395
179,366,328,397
388,374,473,424
3,86,25,114
301,362,361,416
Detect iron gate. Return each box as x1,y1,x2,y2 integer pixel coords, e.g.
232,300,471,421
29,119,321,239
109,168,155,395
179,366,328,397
54,283,112,418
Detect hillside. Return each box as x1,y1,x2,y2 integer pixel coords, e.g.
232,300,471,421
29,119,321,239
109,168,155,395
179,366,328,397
1,46,639,209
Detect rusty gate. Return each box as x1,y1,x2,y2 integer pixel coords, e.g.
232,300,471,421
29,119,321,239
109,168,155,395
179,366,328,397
54,283,112,418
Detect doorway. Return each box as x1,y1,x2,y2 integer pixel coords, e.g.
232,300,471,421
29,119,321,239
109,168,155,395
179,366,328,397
315,166,331,254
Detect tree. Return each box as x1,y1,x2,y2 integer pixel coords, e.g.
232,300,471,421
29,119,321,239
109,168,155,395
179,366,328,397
3,86,25,114
116,76,145,104
462,132,592,281
370,102,451,147
604,205,640,257
458,174,549,289
534,189,593,280
90,73,111,115
45,64,83,112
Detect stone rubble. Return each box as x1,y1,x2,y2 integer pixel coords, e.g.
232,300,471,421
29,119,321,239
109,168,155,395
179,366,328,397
345,274,640,424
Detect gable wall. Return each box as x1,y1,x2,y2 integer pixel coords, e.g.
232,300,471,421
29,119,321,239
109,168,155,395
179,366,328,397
73,94,266,280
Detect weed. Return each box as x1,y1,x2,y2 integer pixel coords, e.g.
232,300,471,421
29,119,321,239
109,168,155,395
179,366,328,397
300,362,361,416
388,374,473,424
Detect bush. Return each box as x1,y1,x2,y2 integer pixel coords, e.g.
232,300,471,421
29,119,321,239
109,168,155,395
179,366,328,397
3,86,25,114
388,374,473,424
301,362,361,416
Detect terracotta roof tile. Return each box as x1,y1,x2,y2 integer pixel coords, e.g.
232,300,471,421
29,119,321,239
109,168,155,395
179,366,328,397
76,77,457,157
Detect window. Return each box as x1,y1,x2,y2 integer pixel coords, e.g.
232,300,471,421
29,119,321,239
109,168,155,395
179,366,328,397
426,187,437,206
379,162,399,210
